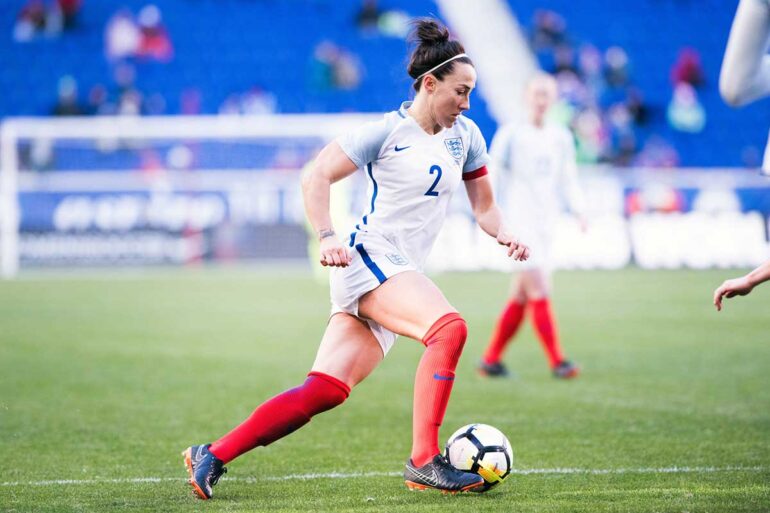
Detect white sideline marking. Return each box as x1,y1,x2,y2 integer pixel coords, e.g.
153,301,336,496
1,466,766,487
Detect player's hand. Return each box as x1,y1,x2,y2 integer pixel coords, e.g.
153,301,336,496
319,235,352,267
713,276,754,311
497,231,530,261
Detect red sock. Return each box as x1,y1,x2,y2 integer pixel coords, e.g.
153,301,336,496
209,372,350,463
482,299,526,364
411,313,467,467
530,298,564,368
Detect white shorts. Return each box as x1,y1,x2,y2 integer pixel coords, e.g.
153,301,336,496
509,221,555,272
329,230,417,355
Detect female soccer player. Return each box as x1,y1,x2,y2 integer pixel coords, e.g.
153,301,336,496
478,73,584,380
182,18,529,499
712,0,770,309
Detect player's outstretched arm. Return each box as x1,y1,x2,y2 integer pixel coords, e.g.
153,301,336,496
719,0,770,106
301,141,358,267
713,258,770,311
464,174,529,261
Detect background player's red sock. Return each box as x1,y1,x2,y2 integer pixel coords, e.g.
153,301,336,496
530,298,564,368
209,371,350,463
411,313,467,467
482,299,526,364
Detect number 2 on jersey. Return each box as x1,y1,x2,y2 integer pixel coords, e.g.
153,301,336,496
424,165,442,197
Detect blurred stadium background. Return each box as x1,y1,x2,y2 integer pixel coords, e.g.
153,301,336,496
1,0,769,275
2,2,770,512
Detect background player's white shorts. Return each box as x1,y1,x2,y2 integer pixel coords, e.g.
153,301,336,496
509,221,555,272
329,230,417,355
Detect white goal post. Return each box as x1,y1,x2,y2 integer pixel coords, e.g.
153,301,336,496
0,114,382,279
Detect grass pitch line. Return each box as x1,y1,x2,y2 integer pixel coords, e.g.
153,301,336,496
2,466,766,487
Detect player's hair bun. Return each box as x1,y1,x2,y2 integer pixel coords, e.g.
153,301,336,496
407,18,471,91
411,18,450,47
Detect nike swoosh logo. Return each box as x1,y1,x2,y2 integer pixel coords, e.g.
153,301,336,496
433,373,455,381
409,466,440,486
394,145,411,152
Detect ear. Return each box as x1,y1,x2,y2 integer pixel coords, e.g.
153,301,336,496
423,75,436,93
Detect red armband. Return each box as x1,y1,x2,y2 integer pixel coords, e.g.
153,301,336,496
462,165,488,181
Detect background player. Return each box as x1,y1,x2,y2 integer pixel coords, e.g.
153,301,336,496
182,18,530,499
713,0,770,308
719,0,770,174
478,73,585,379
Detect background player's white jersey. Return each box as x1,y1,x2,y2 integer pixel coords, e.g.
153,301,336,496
492,121,584,230
337,101,489,269
490,121,584,268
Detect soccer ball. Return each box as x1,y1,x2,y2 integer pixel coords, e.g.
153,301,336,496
444,423,513,491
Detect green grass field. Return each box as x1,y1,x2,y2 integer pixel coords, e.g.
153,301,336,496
1,268,769,512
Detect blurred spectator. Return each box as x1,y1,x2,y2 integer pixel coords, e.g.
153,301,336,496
51,75,84,116
309,41,362,92
12,0,79,41
625,87,649,125
667,82,706,133
56,0,82,29
607,103,637,165
355,0,409,38
136,5,174,62
633,136,680,168
531,9,567,50
111,62,146,116
356,0,381,32
181,88,202,115
577,44,604,97
571,108,607,163
14,0,48,41
219,88,277,115
670,47,705,88
604,46,629,88
554,45,577,75
87,84,115,115
105,9,141,61
377,10,410,38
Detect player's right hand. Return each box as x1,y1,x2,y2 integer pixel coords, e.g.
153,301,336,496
713,276,754,311
319,237,352,267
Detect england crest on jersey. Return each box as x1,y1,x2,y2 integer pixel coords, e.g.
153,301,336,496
444,137,464,160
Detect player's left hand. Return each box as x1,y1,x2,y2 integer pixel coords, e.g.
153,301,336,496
497,232,530,261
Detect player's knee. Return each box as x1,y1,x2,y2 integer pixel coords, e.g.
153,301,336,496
424,313,468,351
300,372,351,415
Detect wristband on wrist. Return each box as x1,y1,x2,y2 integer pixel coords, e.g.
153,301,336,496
319,229,336,240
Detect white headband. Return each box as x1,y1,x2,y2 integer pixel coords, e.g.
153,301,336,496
415,53,468,81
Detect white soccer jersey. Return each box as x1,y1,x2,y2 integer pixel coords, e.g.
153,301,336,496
337,101,489,270
491,121,584,231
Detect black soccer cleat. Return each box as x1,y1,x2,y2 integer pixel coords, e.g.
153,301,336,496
478,360,510,378
553,360,580,379
404,454,485,493
182,444,227,500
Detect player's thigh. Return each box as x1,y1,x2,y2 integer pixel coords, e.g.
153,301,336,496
311,313,384,389
520,268,552,300
358,271,456,341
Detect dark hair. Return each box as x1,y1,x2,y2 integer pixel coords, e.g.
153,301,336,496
407,18,473,92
